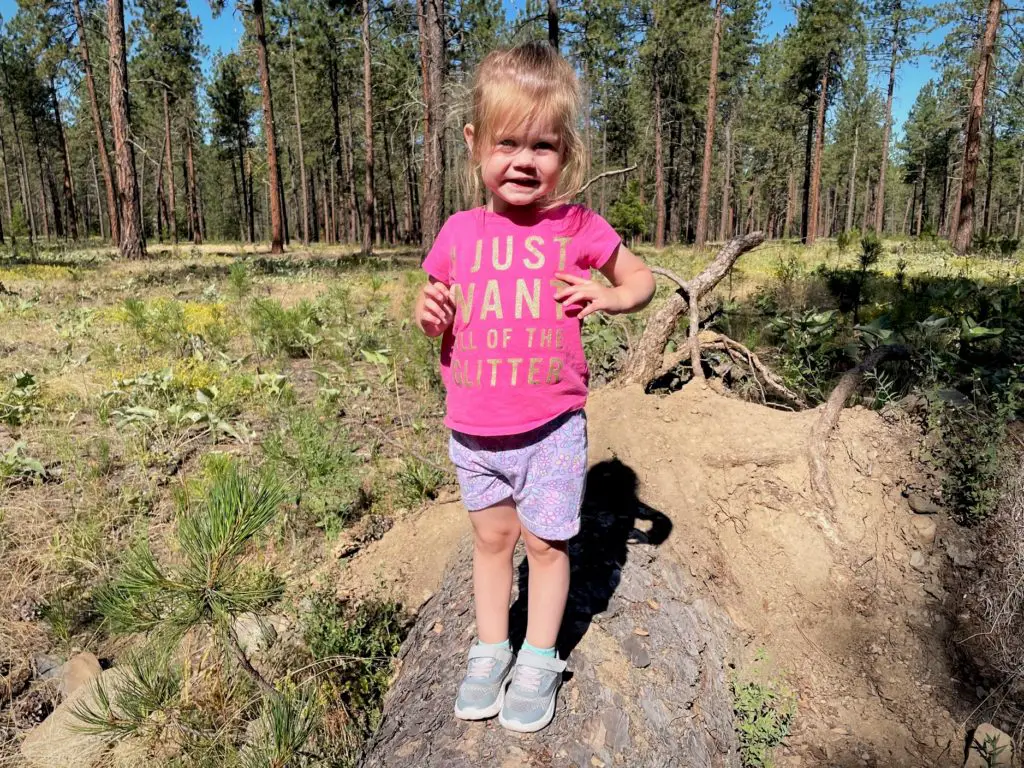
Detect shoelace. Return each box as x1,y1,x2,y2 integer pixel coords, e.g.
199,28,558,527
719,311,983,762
466,656,497,680
514,664,545,694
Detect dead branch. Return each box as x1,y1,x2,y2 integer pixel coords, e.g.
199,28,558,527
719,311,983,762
699,332,807,407
617,231,765,387
575,164,638,197
808,344,912,511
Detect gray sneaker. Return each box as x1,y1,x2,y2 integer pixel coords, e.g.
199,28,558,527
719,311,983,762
498,649,567,733
454,643,515,720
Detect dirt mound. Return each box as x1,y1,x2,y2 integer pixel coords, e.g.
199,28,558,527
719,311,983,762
348,384,969,766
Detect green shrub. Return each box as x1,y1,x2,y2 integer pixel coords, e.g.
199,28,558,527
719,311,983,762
302,591,407,736
250,298,323,357
732,660,796,768
398,457,446,504
0,371,40,427
608,181,651,242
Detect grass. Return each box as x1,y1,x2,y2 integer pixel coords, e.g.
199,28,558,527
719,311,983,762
0,235,1018,762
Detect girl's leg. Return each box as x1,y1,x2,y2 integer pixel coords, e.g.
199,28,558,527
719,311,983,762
520,526,570,650
469,499,521,643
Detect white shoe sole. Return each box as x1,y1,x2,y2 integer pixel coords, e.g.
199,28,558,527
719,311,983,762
454,676,510,721
497,689,558,733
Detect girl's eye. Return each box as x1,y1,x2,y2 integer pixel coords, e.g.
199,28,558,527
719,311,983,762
535,142,556,151
498,139,516,148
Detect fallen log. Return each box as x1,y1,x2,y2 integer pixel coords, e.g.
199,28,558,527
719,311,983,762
364,459,741,768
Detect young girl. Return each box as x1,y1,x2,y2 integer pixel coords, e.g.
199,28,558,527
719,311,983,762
414,41,654,733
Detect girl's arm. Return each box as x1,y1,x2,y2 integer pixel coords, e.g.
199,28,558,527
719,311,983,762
555,245,655,319
415,277,455,337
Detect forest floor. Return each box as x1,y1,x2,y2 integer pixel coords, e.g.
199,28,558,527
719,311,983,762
0,237,1020,767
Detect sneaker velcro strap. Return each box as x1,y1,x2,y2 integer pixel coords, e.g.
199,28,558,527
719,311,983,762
468,644,513,663
516,650,567,673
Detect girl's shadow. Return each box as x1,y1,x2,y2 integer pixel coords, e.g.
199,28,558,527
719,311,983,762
508,458,673,659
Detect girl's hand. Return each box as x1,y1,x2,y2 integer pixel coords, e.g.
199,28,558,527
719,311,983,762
554,272,629,319
415,280,455,337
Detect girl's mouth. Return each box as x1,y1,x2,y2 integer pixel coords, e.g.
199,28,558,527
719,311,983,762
505,178,540,189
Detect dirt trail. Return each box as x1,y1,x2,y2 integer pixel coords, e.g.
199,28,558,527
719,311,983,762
346,384,967,766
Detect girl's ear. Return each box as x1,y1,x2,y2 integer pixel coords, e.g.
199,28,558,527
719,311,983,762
463,124,475,154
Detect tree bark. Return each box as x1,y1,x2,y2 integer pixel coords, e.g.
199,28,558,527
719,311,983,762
806,66,829,246
719,114,733,242
382,109,399,243
0,103,13,236
73,0,119,244
185,120,202,244
161,89,178,243
875,15,899,234
107,0,145,258
953,0,1001,254
343,102,360,242
289,30,309,246
845,123,859,233
1015,158,1023,239
50,80,78,240
90,149,105,239
252,0,284,254
983,113,996,238
653,65,665,248
420,0,446,249
548,0,559,50
28,110,62,239
695,0,723,248
362,0,376,254
800,110,813,242
915,164,925,236
364,473,740,767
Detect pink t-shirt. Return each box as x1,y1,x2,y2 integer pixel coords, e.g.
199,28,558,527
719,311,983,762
422,205,622,436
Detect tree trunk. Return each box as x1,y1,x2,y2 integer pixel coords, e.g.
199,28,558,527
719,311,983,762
875,18,899,234
547,0,559,49
938,156,951,236
1014,158,1023,239
185,120,202,244
695,0,723,247
806,67,829,246
362,0,376,254
382,110,399,244
420,0,446,249
915,164,925,235
404,118,419,242
845,123,859,233
252,0,284,254
289,31,309,246
161,90,178,243
801,110,813,242
50,80,78,240
90,150,105,239
154,136,164,241
343,102,360,242
785,167,796,239
953,0,1001,254
74,0,119,244
653,65,665,249
718,114,733,242
107,0,145,258
983,113,996,237
28,110,62,239
0,105,13,236
364,476,740,767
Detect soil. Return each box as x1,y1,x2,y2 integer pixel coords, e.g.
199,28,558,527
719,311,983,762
345,382,972,767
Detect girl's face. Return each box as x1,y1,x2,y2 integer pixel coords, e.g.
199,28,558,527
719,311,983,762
466,116,564,213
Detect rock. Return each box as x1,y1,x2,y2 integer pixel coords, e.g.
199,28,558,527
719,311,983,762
621,636,651,669
33,654,63,681
59,653,102,699
964,722,1014,767
20,667,128,767
232,613,277,654
907,493,941,515
945,541,978,568
911,516,937,546
910,551,927,571
897,393,926,415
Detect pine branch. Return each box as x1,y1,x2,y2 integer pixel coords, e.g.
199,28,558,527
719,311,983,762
575,164,638,197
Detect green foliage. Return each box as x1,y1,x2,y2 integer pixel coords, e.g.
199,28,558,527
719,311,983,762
120,298,233,355
607,181,651,241
767,309,849,402
302,590,407,736
859,232,883,270
732,657,796,768
0,440,46,484
397,457,445,504
582,313,631,384
228,261,253,300
249,298,324,358
0,371,40,427
95,460,286,639
239,688,321,768
261,409,368,536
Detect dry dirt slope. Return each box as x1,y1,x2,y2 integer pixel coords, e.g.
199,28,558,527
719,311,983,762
347,384,968,766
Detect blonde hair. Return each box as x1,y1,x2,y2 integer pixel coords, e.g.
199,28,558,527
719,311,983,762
464,41,587,206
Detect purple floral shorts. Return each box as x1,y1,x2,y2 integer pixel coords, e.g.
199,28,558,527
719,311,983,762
449,410,587,541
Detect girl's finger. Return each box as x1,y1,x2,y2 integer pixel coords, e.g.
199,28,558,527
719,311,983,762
577,303,599,319
555,284,594,301
555,272,587,285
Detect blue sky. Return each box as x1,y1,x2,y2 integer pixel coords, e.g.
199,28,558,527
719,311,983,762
0,0,941,134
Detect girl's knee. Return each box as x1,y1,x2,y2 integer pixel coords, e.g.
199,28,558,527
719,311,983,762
474,523,519,555
523,531,567,562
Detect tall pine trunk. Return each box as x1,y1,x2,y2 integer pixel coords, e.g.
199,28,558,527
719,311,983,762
362,0,376,254
983,113,995,237
653,64,665,248
420,0,446,249
163,90,178,243
548,0,558,50
289,30,309,245
806,66,829,246
800,110,813,242
845,123,859,233
74,0,118,244
90,150,105,239
695,0,723,247
50,80,78,240
29,111,63,238
1015,158,1023,239
953,0,1001,254
108,0,144,258
252,0,284,253
0,105,13,236
718,114,733,241
185,120,202,244
875,15,899,234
